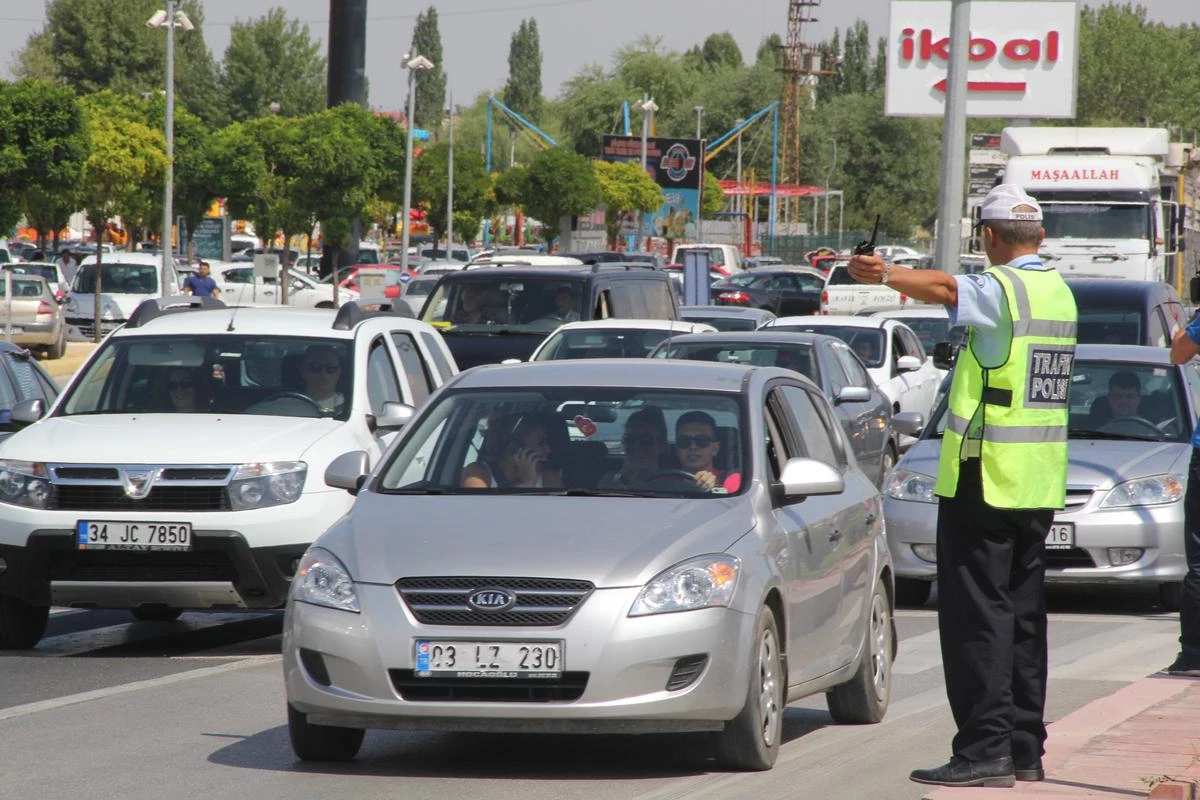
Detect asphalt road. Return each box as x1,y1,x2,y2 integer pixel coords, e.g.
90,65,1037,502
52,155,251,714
0,586,1180,800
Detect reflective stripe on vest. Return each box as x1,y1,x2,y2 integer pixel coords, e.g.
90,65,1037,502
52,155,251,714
935,264,1077,509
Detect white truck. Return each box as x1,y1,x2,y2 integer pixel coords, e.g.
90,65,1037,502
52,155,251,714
996,127,1183,284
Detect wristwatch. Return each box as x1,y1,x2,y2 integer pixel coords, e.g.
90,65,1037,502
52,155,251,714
881,263,893,285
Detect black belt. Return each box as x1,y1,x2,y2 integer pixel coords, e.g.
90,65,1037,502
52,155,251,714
983,387,1012,407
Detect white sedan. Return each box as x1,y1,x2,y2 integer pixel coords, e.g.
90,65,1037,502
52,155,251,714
529,319,717,361
767,314,941,448
211,264,359,308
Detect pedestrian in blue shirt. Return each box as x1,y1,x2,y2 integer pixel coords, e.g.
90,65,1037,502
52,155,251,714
1166,316,1200,677
182,261,221,299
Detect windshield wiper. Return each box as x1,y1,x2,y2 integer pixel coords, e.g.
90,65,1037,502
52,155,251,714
1068,427,1160,442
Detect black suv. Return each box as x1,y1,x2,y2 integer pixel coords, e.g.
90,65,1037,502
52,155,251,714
419,265,679,368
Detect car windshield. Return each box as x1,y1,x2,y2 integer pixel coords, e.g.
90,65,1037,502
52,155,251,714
73,264,159,294
1041,201,1150,241
379,388,747,497
1076,307,1143,345
58,335,354,420
772,325,885,368
658,342,818,383
677,247,725,266
684,315,758,332
421,278,585,334
895,317,965,352
928,359,1188,443
535,329,674,360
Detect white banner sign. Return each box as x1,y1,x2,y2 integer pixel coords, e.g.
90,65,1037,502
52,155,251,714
886,1,1079,118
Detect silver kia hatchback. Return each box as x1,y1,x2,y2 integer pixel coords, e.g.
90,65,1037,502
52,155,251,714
283,360,896,770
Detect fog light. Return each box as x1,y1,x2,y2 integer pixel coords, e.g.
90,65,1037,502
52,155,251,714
912,544,938,563
1107,548,1143,567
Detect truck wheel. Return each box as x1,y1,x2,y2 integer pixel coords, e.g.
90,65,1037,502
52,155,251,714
714,606,784,771
0,595,50,650
827,576,893,724
288,704,364,761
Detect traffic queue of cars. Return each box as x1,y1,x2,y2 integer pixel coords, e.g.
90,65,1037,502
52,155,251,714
0,242,1188,772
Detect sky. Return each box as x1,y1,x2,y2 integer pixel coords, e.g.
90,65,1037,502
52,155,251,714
2,0,1198,112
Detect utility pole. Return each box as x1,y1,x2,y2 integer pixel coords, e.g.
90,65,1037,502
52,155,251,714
933,0,971,275
693,106,704,139
638,95,658,250
446,89,454,257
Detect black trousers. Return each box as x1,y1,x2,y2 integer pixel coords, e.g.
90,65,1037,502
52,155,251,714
1179,451,1200,664
936,458,1052,764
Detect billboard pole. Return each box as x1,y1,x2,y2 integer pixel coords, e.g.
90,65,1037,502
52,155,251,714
933,0,971,275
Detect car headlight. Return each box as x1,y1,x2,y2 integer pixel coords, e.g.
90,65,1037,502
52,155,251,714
886,469,937,504
629,555,739,616
228,461,307,510
293,547,359,612
0,460,52,509
1100,474,1183,508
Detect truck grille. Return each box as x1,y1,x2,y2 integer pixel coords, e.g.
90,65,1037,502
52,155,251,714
395,577,593,626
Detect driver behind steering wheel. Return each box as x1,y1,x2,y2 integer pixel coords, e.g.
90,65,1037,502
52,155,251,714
674,411,741,493
298,344,345,415
1087,370,1142,428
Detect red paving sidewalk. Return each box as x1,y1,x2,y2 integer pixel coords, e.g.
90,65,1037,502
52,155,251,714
926,675,1200,800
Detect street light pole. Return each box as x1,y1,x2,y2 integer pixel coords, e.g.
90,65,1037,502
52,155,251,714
734,118,744,219
446,89,454,258
693,106,704,140
638,96,657,250
399,54,434,275
148,2,192,297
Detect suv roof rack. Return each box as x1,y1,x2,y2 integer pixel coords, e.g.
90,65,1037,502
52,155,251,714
590,262,656,272
126,295,226,328
332,300,414,330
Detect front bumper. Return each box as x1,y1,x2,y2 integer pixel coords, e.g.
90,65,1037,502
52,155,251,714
883,495,1189,586
66,316,122,338
284,583,759,733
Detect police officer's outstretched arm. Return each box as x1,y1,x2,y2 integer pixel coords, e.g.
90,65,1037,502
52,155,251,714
847,254,959,309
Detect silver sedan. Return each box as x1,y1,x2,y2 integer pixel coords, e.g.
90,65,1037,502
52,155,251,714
885,344,1192,608
283,360,896,770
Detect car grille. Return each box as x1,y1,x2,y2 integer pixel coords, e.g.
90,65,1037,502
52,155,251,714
47,549,238,582
46,464,234,512
395,577,593,626
66,317,123,338
388,669,588,702
1063,489,1094,510
1046,548,1095,569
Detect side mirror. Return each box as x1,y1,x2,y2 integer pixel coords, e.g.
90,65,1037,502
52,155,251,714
375,401,416,431
324,450,369,494
835,386,871,404
11,398,45,425
1190,275,1200,305
933,341,957,371
896,355,922,373
777,457,844,502
892,411,926,438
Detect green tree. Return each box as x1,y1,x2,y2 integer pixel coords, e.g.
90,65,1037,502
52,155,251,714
700,32,744,71
503,19,543,122
219,7,325,123
410,7,447,132
0,81,89,251
11,30,59,83
593,160,663,248
32,0,224,126
146,100,217,258
556,65,632,157
755,34,784,71
514,148,600,243
701,171,726,219
76,104,168,340
412,142,491,246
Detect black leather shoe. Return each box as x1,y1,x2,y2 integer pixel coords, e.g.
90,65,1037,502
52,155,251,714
1015,761,1044,781
1161,656,1200,677
910,756,1016,788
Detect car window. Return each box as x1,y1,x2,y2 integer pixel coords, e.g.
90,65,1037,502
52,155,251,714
1075,306,1144,345
366,337,403,415
419,331,456,382
825,267,857,286
776,385,841,467
765,276,794,291
658,341,818,384
774,324,885,369
73,264,158,294
797,274,825,291
611,282,648,318
832,344,872,388
763,405,790,482
642,280,675,319
536,329,673,360
897,327,926,361
898,316,954,352
392,332,434,406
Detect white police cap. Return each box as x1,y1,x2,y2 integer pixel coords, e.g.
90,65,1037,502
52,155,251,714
979,183,1043,222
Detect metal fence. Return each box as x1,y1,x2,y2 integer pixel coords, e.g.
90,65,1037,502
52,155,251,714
767,233,928,262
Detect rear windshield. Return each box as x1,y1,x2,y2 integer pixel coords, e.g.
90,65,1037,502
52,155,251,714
73,264,159,294
1076,307,1143,345
825,267,858,286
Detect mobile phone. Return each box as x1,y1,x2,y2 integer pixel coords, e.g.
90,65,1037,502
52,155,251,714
854,215,881,256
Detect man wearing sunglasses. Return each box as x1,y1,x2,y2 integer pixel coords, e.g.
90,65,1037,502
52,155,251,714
674,411,740,493
298,344,344,415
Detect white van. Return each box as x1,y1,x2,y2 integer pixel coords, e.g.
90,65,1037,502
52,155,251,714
671,243,743,274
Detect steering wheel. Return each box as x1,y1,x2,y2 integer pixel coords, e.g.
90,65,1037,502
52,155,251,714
256,391,324,414
1100,416,1161,436
643,468,699,484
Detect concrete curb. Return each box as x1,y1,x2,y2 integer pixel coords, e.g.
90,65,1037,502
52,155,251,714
1148,780,1198,800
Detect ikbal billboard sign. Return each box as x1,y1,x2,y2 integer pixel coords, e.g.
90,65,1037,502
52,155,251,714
885,1,1079,118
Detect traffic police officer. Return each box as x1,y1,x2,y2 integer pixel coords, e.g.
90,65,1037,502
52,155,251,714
848,184,1077,788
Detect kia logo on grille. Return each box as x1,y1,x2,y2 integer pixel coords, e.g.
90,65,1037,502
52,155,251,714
467,589,515,612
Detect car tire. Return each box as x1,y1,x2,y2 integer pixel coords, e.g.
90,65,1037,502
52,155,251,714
130,607,183,623
0,595,50,650
288,703,364,762
879,443,897,488
826,576,893,724
894,578,932,607
715,606,784,771
47,326,67,360
1159,582,1183,612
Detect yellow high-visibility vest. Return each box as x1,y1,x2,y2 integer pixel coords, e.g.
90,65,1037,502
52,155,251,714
935,264,1077,509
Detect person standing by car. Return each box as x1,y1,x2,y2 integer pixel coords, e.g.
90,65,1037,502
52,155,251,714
1165,315,1200,677
182,261,221,299
848,184,1077,788
56,250,79,285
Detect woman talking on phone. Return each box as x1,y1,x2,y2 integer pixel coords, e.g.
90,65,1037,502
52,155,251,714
462,413,564,489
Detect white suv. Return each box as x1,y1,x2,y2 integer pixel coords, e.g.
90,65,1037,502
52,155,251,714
64,252,181,338
0,297,457,648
